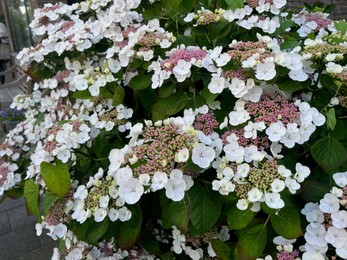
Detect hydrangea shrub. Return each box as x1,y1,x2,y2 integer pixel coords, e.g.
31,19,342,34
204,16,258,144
1,0,347,259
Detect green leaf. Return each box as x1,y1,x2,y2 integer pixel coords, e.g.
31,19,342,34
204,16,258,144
224,0,244,10
270,207,302,239
187,182,222,234
324,4,336,14
141,229,162,255
175,35,196,46
334,20,347,35
158,83,174,98
210,240,233,260
227,206,254,230
301,180,330,203
112,85,125,106
326,108,336,131
200,86,218,103
163,0,196,19
332,120,347,141
280,39,299,50
86,218,110,245
139,88,157,112
5,188,23,199
41,160,71,198
311,135,347,173
128,74,152,90
43,191,59,216
162,196,190,231
276,78,305,92
117,205,142,249
24,180,41,220
237,224,267,258
72,90,93,99
319,74,341,92
152,93,190,117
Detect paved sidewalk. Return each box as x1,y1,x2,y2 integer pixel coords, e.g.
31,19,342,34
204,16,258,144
0,197,57,260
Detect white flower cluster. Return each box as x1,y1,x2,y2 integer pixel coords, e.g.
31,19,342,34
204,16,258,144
17,0,143,68
185,0,287,33
72,168,132,223
293,10,333,37
85,100,133,132
227,97,325,151
213,158,310,210
301,172,347,259
51,239,130,260
171,225,230,259
149,34,309,100
0,161,20,196
107,121,198,204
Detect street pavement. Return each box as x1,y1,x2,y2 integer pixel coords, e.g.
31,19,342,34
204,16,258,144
0,197,57,260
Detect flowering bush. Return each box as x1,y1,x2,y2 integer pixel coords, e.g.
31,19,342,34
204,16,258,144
1,0,347,259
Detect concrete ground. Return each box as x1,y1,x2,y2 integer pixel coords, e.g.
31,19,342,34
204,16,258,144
0,196,58,259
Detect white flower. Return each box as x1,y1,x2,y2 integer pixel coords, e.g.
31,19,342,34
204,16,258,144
255,62,276,81
165,176,186,202
236,163,250,178
99,195,109,208
289,69,308,82
108,208,119,222
192,143,215,168
94,208,108,222
306,207,324,225
208,70,228,94
302,252,325,260
118,207,132,222
151,171,168,191
108,149,124,174
271,179,285,192
278,165,291,178
108,58,121,73
294,163,310,183
248,187,263,202
115,166,133,186
266,121,287,142
184,13,195,22
173,60,191,82
337,243,347,259
285,178,300,194
71,75,88,91
236,199,249,210
118,177,144,204
139,173,150,186
223,10,235,22
325,226,347,248
175,148,190,163
333,172,347,187
264,192,284,209
326,62,343,74
331,210,347,229
229,110,250,126
319,193,340,213
74,185,88,200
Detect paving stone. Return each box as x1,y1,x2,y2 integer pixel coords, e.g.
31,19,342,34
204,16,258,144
8,205,36,231
38,231,58,246
0,224,41,260
18,241,57,260
0,197,26,213
0,211,11,236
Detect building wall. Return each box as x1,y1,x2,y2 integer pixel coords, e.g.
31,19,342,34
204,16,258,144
287,0,347,20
